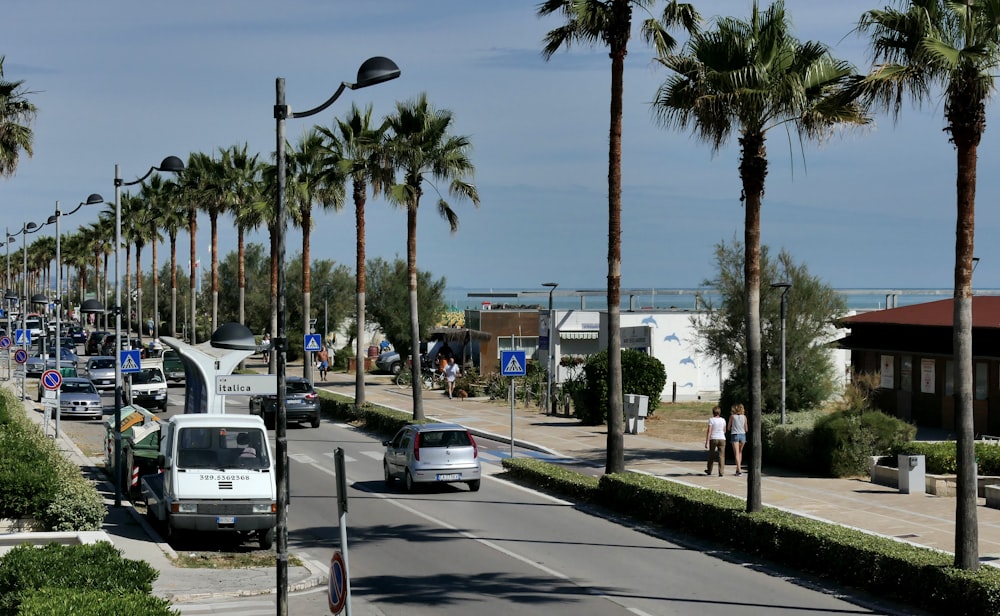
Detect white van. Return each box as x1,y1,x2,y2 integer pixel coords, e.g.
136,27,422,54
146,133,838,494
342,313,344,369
124,359,168,410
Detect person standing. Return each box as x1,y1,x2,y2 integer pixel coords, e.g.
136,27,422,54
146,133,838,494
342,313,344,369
316,346,330,381
443,357,461,399
704,405,726,477
727,403,748,476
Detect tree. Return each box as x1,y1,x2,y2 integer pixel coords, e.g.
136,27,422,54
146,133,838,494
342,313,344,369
856,0,1000,571
652,0,867,511
0,56,36,178
219,144,265,329
539,0,700,475
695,240,846,414
138,175,174,338
365,257,447,361
385,94,479,421
318,103,391,408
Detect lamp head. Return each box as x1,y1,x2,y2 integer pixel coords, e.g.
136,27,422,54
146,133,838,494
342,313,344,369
80,298,105,314
353,56,401,89
31,293,48,305
46,215,57,225
210,322,257,351
4,290,18,303
85,193,104,205
770,282,792,290
25,222,36,232
156,156,185,174
542,282,558,289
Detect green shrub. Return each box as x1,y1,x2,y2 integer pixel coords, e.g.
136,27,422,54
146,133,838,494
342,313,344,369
0,542,159,615
41,476,106,531
882,441,1000,476
501,458,599,502
812,410,915,477
17,587,177,616
575,349,666,425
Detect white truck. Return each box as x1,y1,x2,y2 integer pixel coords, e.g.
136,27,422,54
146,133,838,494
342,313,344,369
124,358,169,411
141,413,276,549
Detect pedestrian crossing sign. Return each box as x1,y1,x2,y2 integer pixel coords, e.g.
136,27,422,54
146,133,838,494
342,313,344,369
120,349,142,374
304,333,322,352
501,350,527,377
14,329,29,346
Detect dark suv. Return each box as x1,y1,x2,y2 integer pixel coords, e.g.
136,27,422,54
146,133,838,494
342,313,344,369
249,376,320,429
85,330,110,356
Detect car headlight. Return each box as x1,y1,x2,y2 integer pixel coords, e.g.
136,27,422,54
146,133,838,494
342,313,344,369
176,503,198,514
252,503,275,514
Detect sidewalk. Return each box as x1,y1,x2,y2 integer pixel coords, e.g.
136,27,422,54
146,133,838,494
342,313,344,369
322,369,1000,565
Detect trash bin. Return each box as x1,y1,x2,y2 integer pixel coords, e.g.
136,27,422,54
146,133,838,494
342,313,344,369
624,394,649,434
898,454,925,494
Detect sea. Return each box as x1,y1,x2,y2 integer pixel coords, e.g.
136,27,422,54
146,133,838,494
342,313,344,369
444,287,1000,313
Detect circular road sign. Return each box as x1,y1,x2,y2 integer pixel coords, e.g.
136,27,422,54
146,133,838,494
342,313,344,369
0,336,10,349
41,369,63,391
327,550,347,614
13,349,28,364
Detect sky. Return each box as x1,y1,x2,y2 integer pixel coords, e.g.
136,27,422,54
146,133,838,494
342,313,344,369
5,0,1000,299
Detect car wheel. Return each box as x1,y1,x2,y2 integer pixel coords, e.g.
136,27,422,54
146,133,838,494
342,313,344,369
467,480,481,492
404,470,416,493
383,462,394,488
390,362,401,376
259,526,275,550
310,415,320,429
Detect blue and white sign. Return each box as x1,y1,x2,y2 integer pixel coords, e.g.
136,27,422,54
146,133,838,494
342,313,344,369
304,333,322,352
119,349,142,374
501,350,527,377
14,329,29,346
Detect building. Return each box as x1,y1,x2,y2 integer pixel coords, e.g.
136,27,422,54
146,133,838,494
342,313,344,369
837,297,1000,435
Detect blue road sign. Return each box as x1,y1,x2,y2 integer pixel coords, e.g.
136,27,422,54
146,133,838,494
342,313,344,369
14,329,30,346
13,349,28,364
0,336,10,349
120,349,142,374
41,369,63,391
328,550,348,614
501,350,527,377
304,333,322,352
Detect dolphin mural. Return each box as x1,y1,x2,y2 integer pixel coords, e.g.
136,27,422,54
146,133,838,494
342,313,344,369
680,357,696,367
663,332,680,344
640,315,658,327
679,382,694,388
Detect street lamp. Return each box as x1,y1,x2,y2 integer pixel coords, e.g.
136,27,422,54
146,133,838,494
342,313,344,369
48,194,104,438
18,220,43,400
273,55,399,614
3,289,15,381
113,158,184,507
771,282,792,425
542,282,558,415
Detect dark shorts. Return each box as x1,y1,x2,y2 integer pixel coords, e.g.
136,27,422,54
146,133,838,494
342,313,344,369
731,433,746,443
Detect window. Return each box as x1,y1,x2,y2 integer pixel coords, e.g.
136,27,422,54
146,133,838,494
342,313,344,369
976,362,988,400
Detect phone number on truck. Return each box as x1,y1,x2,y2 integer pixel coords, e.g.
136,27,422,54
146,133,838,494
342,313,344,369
198,474,251,481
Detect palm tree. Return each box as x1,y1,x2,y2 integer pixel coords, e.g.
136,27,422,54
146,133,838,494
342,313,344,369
318,103,391,406
856,0,1000,571
0,56,36,178
220,144,265,328
652,0,867,511
139,175,175,338
182,152,214,343
539,0,700,474
385,94,480,420
286,128,345,381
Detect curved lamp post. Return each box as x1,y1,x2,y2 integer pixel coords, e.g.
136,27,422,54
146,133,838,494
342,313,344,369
542,282,558,415
18,220,45,400
112,157,184,507
273,55,399,614
770,282,792,425
2,289,15,381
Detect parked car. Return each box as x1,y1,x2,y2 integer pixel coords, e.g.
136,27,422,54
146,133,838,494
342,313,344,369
249,376,320,429
382,423,481,492
161,349,185,382
375,350,402,375
85,330,110,355
84,356,117,390
36,365,80,401
25,347,79,377
51,377,104,420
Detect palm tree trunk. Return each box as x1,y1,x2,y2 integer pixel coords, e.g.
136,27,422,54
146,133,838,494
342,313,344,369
152,240,159,339
407,203,423,420
189,208,197,345
211,214,219,333
302,208,313,383
135,246,143,345
606,46,625,475
238,229,246,326
355,184,367,407
170,236,177,337
953,134,979,570
740,132,767,513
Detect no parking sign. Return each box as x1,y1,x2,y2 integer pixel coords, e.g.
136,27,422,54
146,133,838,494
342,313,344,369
328,550,347,614
41,369,63,391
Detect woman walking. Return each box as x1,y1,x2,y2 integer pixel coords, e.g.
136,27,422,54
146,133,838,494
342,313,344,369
704,405,726,477
727,403,748,476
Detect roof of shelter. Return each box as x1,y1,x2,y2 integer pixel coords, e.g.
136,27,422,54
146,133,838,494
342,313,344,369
838,297,1000,328
428,327,493,342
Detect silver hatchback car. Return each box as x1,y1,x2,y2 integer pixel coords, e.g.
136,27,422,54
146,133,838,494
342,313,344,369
383,423,481,492
85,356,117,390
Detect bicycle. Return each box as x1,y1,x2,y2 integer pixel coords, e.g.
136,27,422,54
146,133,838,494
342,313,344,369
395,366,442,390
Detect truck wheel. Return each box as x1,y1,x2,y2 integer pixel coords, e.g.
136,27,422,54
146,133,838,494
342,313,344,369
259,526,275,550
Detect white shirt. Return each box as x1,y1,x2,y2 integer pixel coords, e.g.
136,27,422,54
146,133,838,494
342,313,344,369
708,416,726,440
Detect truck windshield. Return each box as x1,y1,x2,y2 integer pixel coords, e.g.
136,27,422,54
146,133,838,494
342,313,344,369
177,427,270,470
132,368,163,384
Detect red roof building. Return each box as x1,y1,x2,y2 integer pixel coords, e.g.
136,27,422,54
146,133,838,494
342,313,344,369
837,297,1000,435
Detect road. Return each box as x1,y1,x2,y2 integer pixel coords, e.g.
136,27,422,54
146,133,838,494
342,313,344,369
33,363,912,615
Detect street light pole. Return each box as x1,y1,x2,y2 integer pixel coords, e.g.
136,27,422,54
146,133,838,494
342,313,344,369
542,282,558,415
771,282,791,425
113,158,183,507
20,220,40,401
274,55,399,616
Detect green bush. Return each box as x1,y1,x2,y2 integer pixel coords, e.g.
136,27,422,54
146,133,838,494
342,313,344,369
813,410,915,477
881,441,1000,476
575,349,666,425
41,476,106,532
0,542,159,615
17,587,177,616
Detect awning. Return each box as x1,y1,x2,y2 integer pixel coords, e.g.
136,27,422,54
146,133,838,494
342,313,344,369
560,331,599,340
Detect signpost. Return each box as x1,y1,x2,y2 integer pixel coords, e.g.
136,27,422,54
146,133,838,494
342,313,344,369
328,550,348,614
13,348,27,400
500,350,527,458
329,447,351,615
40,369,63,436
215,374,278,395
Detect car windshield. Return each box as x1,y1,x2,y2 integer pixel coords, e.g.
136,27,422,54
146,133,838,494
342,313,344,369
89,359,115,369
287,381,313,395
62,381,97,395
131,368,163,384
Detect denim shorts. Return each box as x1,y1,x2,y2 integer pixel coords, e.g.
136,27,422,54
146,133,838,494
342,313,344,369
730,433,746,443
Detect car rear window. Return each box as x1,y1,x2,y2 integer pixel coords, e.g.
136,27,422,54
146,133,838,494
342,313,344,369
90,359,115,369
287,381,313,395
420,430,471,448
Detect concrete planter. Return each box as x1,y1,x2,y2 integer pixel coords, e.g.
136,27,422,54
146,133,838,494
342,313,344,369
0,518,44,533
869,461,1000,498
